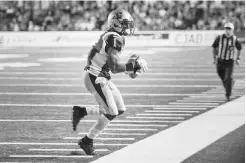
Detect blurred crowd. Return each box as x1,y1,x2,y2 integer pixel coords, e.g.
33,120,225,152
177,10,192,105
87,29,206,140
0,1,244,32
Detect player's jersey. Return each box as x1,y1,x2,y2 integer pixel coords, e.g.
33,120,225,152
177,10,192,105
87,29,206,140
85,31,125,79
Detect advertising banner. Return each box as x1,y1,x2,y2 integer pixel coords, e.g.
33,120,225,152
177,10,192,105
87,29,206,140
0,30,226,47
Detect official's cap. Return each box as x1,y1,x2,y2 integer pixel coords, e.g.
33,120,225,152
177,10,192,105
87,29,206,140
224,22,234,30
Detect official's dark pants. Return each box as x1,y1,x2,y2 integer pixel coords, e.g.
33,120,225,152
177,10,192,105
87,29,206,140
216,59,234,97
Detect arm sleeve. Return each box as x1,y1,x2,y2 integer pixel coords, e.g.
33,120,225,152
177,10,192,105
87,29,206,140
212,36,220,48
105,34,124,53
235,38,242,51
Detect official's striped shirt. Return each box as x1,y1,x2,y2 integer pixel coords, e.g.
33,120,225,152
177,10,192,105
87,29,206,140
212,34,242,60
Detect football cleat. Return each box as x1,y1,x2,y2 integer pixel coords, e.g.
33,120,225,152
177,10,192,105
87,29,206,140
72,106,87,131
78,138,96,155
226,95,230,102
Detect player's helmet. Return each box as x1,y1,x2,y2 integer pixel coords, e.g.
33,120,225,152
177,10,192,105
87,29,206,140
107,9,135,36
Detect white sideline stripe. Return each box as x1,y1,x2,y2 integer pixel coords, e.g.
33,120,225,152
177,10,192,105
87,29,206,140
169,102,218,106
153,107,207,110
0,84,219,88
0,77,225,81
92,96,245,163
9,155,93,158
188,95,233,97
151,65,245,67
0,119,174,123
185,97,235,100
0,119,72,122
202,91,245,94
0,72,78,75
29,148,108,152
105,128,157,131
145,110,199,113
112,120,179,123
0,142,77,145
118,72,244,76
108,124,167,127
136,113,192,116
0,92,216,96
64,137,135,141
176,100,225,103
187,96,240,99
154,105,210,108
201,93,245,96
126,117,184,120
0,142,128,146
78,132,146,136
0,162,30,163
0,72,243,76
0,104,209,108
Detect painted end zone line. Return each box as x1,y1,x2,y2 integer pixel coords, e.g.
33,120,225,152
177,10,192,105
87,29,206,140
91,96,245,163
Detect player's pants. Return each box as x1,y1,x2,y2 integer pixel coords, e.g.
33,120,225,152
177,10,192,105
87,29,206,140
216,59,234,97
84,71,126,115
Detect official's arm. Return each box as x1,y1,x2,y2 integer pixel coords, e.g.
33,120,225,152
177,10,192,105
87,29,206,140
235,38,242,60
211,36,220,60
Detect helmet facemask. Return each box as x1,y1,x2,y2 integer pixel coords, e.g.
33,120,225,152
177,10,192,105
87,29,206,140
121,19,135,36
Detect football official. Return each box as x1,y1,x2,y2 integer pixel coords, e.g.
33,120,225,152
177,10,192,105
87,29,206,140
212,22,242,101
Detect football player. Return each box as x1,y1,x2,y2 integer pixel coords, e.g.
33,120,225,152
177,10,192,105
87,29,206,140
71,9,148,155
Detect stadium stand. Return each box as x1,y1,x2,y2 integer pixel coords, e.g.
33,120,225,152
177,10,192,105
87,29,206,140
0,1,244,32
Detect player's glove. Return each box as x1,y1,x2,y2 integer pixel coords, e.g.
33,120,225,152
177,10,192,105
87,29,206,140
136,58,148,72
125,54,148,74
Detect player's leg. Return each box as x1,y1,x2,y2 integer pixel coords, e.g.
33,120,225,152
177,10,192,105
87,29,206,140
109,81,126,115
86,77,119,139
78,73,119,155
72,72,104,131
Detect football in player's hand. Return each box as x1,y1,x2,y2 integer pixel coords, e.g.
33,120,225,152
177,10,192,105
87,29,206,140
127,54,140,79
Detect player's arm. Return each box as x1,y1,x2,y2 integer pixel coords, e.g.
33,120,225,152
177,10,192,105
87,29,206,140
105,35,138,74
107,47,139,74
107,47,126,73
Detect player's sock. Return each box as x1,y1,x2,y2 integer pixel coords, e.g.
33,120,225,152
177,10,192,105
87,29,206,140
85,106,101,115
87,114,110,139
83,135,93,144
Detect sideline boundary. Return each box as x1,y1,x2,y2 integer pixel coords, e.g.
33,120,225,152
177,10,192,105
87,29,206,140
92,96,245,163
